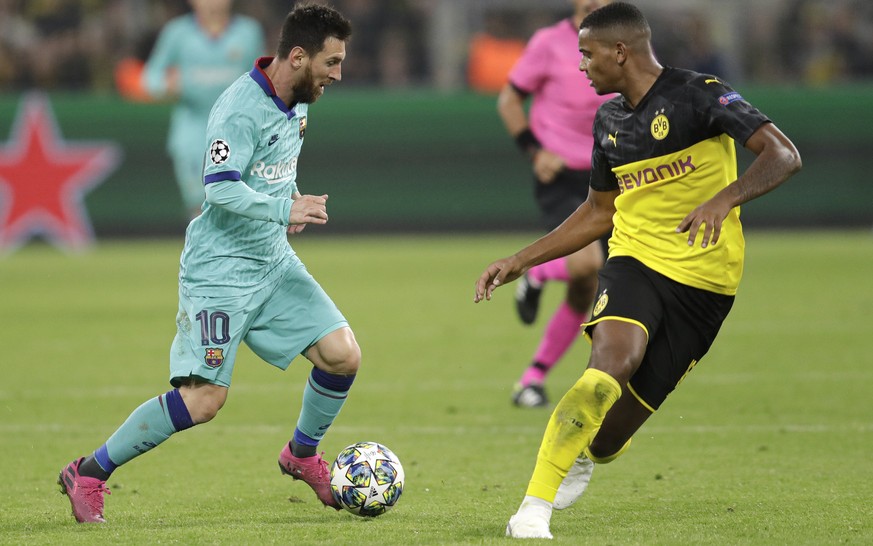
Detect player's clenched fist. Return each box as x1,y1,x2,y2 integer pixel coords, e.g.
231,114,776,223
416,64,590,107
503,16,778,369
289,191,329,228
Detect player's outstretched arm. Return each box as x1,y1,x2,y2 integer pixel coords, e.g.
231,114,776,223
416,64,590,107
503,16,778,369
676,122,801,248
474,189,616,303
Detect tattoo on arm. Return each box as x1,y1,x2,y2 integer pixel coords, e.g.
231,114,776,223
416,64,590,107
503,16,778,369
729,151,795,206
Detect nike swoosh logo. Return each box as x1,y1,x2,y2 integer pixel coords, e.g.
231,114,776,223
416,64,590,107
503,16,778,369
705,78,721,84
268,134,279,146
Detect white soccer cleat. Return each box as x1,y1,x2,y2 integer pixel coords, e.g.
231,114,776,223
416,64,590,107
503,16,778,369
505,498,553,539
554,455,594,510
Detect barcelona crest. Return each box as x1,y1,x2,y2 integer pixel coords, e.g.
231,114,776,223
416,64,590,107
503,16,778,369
205,348,224,368
299,116,307,138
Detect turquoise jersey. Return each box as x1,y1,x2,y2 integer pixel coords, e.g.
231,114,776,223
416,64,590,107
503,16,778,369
142,14,264,158
180,58,309,296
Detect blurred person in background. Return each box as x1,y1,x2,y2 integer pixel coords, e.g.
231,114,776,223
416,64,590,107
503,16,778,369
3,0,97,89
140,0,264,218
496,0,611,409
334,0,428,87
672,10,727,78
775,0,873,83
468,10,526,94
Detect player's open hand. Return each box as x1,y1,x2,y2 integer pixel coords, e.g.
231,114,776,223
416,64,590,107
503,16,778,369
289,191,328,228
474,256,525,303
675,194,732,248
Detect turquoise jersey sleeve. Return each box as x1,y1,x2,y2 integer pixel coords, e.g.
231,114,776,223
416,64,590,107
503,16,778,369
205,180,291,225
141,19,183,98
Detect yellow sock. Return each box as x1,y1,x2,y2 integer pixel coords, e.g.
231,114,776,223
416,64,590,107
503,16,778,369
526,368,621,502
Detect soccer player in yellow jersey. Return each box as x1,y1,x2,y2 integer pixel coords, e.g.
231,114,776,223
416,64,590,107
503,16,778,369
473,2,801,539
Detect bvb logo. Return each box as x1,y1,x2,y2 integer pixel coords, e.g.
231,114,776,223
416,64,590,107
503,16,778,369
592,289,608,317
651,114,669,140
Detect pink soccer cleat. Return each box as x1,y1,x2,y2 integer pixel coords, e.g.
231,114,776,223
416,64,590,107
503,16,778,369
58,458,111,523
278,445,340,509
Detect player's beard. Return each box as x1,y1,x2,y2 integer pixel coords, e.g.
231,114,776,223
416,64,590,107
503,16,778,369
292,65,321,104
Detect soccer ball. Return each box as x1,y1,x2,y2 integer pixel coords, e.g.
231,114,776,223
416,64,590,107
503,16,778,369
330,441,404,517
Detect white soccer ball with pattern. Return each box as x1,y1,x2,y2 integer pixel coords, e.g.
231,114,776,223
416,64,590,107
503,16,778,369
329,441,404,517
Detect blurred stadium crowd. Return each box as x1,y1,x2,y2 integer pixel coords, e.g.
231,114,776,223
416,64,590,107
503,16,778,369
0,0,871,93
0,0,433,91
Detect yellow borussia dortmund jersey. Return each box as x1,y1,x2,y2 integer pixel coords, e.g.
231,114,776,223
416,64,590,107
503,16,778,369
590,68,769,295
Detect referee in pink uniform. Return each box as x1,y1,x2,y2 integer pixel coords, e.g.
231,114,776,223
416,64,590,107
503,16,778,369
497,0,612,408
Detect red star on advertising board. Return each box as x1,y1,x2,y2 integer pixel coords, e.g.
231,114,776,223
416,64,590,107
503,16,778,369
0,93,120,252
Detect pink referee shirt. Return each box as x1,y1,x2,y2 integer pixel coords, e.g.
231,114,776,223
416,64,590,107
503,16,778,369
508,18,610,171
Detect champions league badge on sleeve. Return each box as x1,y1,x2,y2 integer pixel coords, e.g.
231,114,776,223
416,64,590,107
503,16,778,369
718,92,744,106
209,139,231,164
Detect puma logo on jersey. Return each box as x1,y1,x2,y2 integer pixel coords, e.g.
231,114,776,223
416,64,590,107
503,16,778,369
608,132,618,147
705,78,721,85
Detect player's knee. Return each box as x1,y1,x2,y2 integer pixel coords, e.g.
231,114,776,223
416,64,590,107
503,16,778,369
179,382,227,424
313,327,361,375
333,341,361,375
192,397,225,423
589,327,646,385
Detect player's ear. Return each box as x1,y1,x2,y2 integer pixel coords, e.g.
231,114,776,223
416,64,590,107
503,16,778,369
289,46,308,69
615,41,628,66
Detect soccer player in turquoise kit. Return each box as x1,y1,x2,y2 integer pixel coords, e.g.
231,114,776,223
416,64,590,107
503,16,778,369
142,0,264,217
59,5,355,523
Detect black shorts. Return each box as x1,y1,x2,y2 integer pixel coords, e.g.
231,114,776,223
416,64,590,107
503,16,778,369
583,256,735,411
534,168,589,232
534,168,609,254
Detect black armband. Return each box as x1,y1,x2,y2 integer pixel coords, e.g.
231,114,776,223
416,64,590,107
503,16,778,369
514,128,542,157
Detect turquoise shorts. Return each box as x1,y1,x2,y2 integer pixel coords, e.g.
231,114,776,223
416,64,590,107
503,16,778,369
168,258,348,388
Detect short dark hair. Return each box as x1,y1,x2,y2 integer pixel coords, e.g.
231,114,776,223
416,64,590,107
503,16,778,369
580,1,650,35
276,4,352,59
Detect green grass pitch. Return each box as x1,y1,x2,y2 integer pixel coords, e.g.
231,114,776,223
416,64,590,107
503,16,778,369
1,230,871,544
